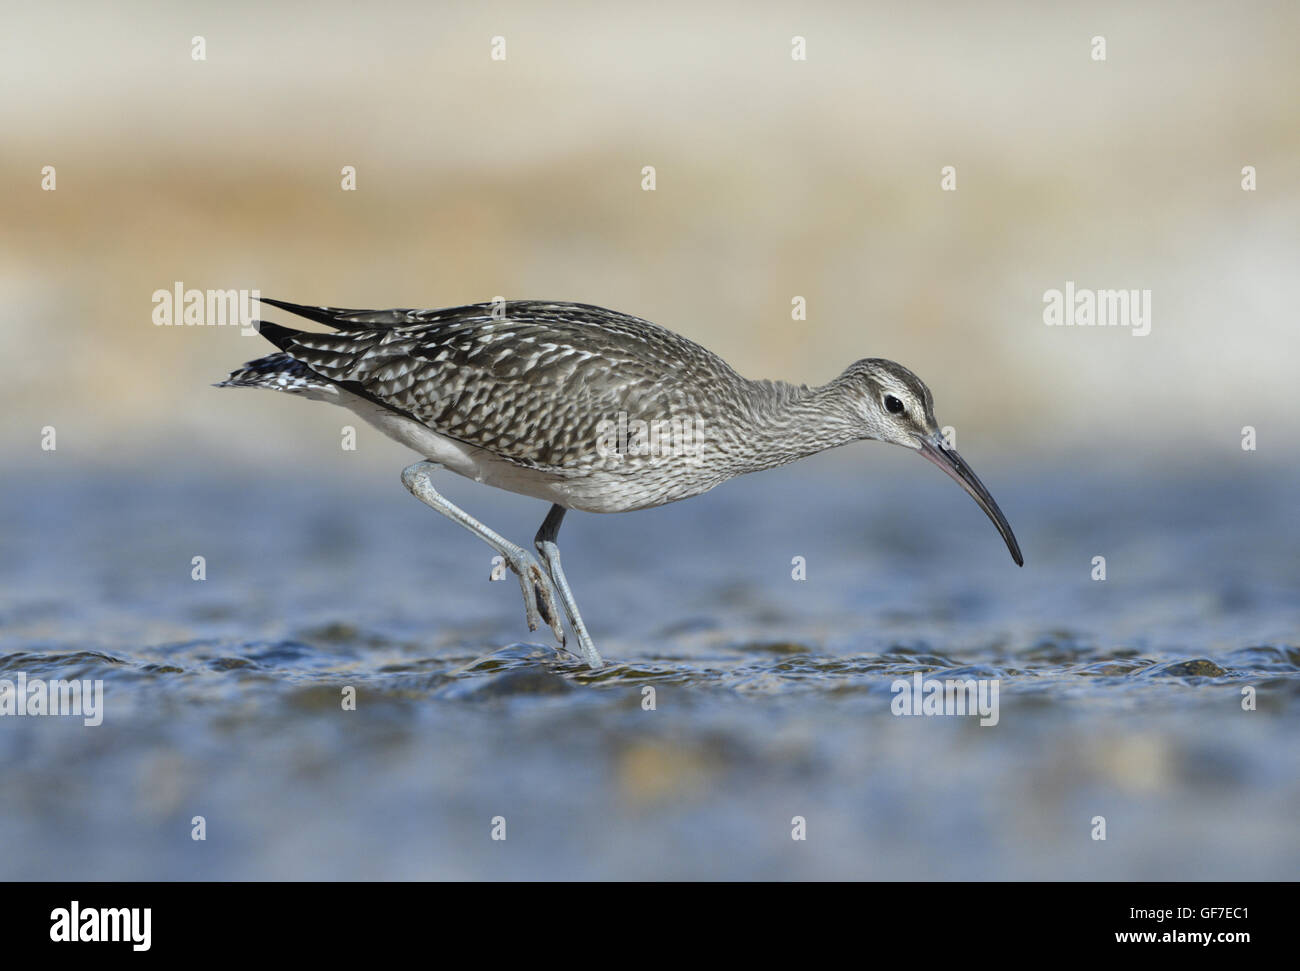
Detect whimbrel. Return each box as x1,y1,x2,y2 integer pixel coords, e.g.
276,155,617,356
219,298,1023,669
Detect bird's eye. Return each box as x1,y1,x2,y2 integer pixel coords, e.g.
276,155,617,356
884,394,905,415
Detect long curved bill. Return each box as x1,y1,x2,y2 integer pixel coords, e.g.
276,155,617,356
917,437,1023,566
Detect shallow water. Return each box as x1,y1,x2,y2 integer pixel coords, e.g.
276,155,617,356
1,454,1297,879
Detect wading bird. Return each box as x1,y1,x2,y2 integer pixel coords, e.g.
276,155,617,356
220,298,1023,669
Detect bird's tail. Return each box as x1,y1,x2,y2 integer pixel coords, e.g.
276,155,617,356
214,352,339,398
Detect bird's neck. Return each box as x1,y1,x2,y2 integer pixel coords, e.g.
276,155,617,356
726,377,863,473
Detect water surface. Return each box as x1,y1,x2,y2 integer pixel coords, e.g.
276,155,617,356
1,455,1296,879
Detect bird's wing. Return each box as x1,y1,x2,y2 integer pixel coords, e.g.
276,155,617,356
255,300,745,471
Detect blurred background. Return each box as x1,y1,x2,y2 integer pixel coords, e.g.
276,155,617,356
0,0,1297,881
3,0,1298,461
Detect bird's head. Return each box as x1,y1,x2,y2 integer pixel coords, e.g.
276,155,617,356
840,358,1023,567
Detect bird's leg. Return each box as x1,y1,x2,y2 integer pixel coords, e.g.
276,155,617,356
534,504,603,670
400,462,566,648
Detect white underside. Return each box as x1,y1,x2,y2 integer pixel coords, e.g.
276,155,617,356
327,389,584,503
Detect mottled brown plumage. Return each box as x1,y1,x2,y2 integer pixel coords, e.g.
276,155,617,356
246,300,752,473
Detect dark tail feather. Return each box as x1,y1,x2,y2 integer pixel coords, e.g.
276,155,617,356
251,319,304,352
260,298,361,328
261,297,422,329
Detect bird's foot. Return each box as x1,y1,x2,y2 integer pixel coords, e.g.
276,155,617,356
568,624,603,671
532,540,603,671
507,550,567,648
